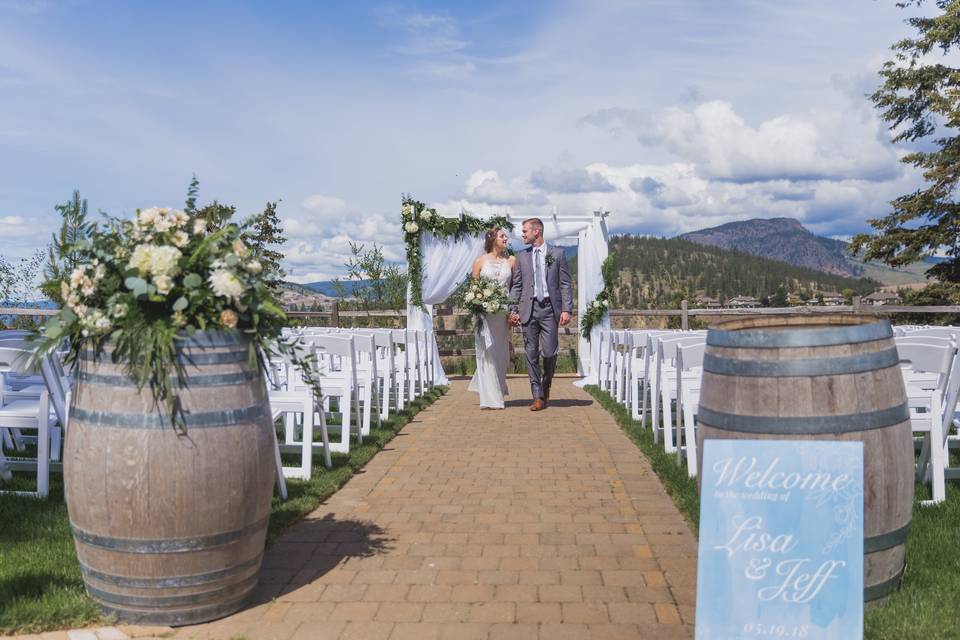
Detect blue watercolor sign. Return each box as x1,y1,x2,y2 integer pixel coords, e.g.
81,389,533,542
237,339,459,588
696,439,863,640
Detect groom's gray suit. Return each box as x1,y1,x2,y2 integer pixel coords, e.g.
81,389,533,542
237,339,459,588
509,244,573,400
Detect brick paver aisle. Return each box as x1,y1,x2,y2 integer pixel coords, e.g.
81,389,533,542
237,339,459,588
176,376,697,640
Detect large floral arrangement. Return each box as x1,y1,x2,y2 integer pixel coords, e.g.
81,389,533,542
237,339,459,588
35,202,318,429
580,254,618,339
402,195,512,308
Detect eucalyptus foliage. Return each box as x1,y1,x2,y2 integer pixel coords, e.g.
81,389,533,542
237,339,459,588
401,195,512,307
850,0,960,281
33,192,322,430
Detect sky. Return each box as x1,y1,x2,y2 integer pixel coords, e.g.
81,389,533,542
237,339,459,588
0,0,944,282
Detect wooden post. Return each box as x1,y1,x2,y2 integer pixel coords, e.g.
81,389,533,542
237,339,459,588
331,300,340,328
681,299,689,331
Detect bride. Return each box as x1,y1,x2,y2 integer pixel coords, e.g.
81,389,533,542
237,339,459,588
468,228,515,409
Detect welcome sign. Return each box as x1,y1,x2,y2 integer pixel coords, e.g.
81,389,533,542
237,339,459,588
696,440,863,640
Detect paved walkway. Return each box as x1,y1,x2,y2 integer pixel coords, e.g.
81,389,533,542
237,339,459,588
45,376,698,640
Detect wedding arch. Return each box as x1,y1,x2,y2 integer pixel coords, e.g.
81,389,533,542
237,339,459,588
401,197,611,387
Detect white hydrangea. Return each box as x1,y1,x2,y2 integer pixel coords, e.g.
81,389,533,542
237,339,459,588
128,244,182,277
483,288,493,297
209,269,245,301
465,292,475,302
420,208,433,221
404,221,419,234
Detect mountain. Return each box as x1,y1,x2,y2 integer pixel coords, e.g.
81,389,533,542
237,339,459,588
610,235,880,309
299,279,370,297
677,218,864,277
676,217,935,286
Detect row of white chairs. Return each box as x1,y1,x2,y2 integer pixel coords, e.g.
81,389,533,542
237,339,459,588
596,325,960,504
0,326,439,501
267,327,437,497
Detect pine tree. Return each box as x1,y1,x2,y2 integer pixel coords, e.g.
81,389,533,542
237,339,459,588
851,1,960,280
40,190,92,303
248,201,286,274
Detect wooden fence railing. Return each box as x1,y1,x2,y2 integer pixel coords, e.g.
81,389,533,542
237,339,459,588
7,298,960,356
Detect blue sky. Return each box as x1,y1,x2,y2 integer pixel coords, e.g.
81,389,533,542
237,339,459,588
0,0,940,281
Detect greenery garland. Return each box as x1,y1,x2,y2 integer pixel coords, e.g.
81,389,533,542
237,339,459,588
580,254,618,339
402,195,512,308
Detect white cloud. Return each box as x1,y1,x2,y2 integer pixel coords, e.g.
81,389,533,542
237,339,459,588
583,100,902,183
464,170,548,206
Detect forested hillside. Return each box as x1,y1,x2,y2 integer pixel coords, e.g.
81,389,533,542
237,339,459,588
607,235,881,308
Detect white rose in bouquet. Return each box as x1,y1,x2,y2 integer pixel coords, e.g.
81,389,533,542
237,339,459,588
402,203,413,217
483,288,493,297
193,218,207,235
465,292,475,302
420,208,433,220
153,274,173,295
476,290,484,299
404,221,419,234
137,207,161,226
602,299,609,307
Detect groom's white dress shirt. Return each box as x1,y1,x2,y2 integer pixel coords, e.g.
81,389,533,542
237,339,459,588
533,242,549,301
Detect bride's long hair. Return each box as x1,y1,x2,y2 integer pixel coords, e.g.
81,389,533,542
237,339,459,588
484,227,503,255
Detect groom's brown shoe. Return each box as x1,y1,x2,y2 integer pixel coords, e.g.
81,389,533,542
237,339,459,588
530,398,545,411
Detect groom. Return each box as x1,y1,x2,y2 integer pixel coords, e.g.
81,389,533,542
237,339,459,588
509,218,573,411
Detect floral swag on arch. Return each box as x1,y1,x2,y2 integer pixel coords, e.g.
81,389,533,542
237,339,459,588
401,195,611,387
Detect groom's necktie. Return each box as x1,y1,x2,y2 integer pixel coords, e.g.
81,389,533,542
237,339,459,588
534,248,543,301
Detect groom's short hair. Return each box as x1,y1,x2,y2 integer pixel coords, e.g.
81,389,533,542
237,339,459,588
523,217,544,232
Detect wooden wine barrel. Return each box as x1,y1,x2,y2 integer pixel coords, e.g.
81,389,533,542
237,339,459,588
65,331,275,625
695,315,914,605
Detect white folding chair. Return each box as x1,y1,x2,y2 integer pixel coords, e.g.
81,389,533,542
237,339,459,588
390,329,409,411
653,333,706,451
351,332,382,436
675,342,705,477
268,347,332,486
627,330,672,421
897,341,954,505
0,348,65,498
306,335,362,454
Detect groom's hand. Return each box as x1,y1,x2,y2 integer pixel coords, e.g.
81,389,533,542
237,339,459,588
559,311,572,327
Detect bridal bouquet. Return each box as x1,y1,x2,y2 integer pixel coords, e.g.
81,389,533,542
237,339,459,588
458,275,512,348
33,201,322,429
460,275,511,318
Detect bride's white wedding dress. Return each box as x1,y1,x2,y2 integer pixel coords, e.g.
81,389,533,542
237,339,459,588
468,257,511,408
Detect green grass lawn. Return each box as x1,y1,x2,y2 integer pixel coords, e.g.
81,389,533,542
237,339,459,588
585,385,960,640
0,386,445,635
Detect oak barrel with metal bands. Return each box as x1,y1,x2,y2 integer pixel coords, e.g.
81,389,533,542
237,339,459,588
65,331,275,625
695,315,913,604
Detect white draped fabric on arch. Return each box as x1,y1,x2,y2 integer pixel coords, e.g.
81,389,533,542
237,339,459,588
405,210,610,387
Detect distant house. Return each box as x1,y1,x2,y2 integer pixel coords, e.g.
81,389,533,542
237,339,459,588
695,295,721,309
863,291,900,306
821,292,845,306
727,295,760,309
786,292,803,306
